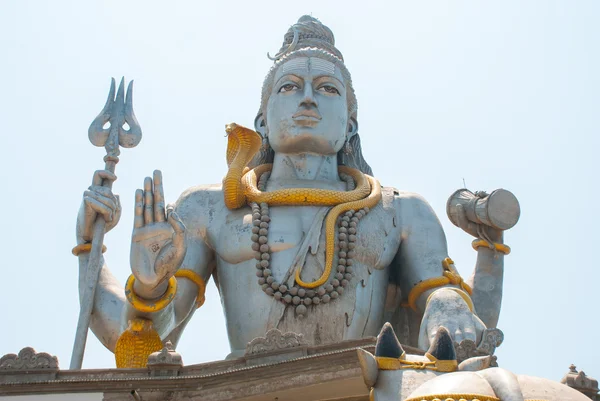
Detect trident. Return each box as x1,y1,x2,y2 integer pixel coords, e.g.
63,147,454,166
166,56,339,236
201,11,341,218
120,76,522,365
70,77,142,369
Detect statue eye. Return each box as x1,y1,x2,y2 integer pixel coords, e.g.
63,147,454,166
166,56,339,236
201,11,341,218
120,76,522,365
279,83,299,93
318,85,340,95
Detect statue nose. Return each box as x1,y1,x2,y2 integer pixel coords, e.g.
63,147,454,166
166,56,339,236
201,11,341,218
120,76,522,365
300,85,318,108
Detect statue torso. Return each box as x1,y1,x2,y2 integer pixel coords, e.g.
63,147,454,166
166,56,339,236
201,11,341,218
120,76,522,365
175,185,405,357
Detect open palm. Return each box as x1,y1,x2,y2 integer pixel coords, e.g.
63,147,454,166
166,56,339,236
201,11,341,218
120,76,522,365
130,170,186,293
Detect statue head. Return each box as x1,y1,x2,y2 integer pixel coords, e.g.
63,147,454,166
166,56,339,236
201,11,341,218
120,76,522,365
252,16,373,175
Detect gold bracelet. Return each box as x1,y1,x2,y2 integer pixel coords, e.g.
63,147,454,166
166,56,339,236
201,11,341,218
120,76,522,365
402,257,472,312
175,269,206,308
472,239,511,255
72,243,107,256
125,275,177,313
426,287,474,313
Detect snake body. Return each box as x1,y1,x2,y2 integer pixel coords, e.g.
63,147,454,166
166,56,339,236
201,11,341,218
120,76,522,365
224,123,382,288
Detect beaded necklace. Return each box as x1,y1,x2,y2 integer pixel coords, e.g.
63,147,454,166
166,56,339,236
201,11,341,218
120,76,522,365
250,171,371,318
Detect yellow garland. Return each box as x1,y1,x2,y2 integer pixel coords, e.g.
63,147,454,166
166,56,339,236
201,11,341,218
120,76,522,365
125,275,177,313
72,243,107,256
403,258,472,312
472,239,511,255
174,269,206,308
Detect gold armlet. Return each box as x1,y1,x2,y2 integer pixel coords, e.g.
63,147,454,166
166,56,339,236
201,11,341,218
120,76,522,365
72,243,107,256
402,257,472,312
426,287,474,313
472,239,511,255
125,275,177,313
174,269,206,308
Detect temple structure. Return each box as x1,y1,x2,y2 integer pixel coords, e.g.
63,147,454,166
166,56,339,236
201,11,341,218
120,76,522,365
1,15,597,401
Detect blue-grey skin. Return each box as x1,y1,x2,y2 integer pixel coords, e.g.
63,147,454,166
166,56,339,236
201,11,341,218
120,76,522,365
76,56,503,358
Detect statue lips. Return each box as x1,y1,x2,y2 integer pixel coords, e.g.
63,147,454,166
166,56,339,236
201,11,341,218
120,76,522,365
292,109,322,127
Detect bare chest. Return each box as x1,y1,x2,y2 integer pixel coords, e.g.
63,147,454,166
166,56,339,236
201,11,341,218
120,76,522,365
215,199,401,272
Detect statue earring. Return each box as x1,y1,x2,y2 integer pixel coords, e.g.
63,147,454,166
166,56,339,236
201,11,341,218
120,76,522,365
262,135,270,151
343,139,352,155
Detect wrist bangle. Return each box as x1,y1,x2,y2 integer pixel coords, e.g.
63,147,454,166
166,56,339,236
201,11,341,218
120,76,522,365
426,287,474,313
72,243,107,256
472,239,510,255
125,275,177,313
401,258,472,312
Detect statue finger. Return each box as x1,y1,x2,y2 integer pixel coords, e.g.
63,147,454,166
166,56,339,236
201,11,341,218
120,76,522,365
91,170,117,187
143,177,154,224
168,210,186,245
456,204,478,236
134,189,144,228
88,185,118,202
111,195,122,225
85,197,114,222
461,325,477,343
84,190,117,212
472,314,486,345
453,327,465,344
153,170,166,222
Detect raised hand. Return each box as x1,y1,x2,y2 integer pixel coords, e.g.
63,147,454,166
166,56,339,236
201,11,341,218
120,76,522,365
130,170,186,297
76,170,121,244
455,204,503,243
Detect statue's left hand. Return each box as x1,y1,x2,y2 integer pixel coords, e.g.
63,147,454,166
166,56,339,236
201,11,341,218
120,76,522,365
455,204,502,242
417,288,486,350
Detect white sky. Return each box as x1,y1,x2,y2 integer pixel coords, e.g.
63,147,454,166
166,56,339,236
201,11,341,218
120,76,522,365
1,0,598,384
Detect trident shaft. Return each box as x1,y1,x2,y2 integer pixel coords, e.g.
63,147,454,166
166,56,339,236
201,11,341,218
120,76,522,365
70,77,142,370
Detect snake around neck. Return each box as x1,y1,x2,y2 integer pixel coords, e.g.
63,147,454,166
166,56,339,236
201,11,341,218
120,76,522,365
223,123,382,316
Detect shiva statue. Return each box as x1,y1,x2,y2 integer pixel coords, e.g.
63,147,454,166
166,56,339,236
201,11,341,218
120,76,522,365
75,16,518,367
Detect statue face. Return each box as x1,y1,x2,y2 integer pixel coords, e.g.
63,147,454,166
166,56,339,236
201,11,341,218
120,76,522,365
266,57,349,155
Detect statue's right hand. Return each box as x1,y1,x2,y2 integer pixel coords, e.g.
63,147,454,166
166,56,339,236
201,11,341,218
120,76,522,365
76,170,121,244
130,170,186,293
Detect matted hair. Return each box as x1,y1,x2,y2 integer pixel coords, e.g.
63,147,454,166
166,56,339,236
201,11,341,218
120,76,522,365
250,16,373,176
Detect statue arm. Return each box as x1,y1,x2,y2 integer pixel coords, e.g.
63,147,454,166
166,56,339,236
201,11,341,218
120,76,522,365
122,230,215,343
464,230,505,329
122,185,219,343
393,193,453,313
76,232,214,353
391,193,486,349
76,254,125,352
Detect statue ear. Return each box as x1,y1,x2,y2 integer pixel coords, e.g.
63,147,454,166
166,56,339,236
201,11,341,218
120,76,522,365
426,326,456,361
357,349,379,388
254,113,267,137
347,116,358,138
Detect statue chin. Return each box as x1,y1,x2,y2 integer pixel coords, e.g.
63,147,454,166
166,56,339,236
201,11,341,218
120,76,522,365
269,131,342,155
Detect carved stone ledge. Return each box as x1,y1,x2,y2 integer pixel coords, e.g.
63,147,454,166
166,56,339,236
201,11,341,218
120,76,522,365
147,341,183,377
0,347,59,383
561,364,599,399
454,328,504,366
244,328,308,366
0,347,58,371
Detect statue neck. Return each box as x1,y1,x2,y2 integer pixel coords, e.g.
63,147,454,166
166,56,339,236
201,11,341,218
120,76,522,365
267,153,344,190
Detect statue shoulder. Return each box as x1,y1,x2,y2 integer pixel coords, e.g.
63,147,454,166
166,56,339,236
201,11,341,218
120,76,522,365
172,183,227,224
385,187,440,223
